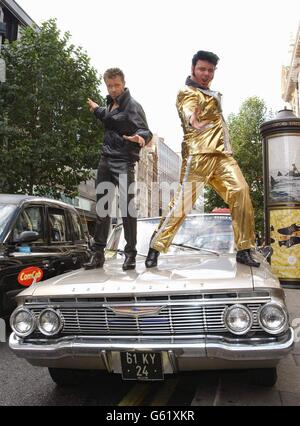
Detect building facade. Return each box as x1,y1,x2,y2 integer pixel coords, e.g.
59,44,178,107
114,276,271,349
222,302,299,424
282,23,300,116
0,0,35,42
135,139,159,218
0,0,36,82
155,135,181,216
133,135,181,218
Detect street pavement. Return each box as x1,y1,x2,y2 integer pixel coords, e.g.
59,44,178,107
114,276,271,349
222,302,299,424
0,289,300,406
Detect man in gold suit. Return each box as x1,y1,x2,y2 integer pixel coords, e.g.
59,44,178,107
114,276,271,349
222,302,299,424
145,50,260,268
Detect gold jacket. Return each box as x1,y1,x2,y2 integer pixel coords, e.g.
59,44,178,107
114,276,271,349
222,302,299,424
176,85,232,156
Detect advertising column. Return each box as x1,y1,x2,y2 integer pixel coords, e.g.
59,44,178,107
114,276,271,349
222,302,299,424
260,109,300,288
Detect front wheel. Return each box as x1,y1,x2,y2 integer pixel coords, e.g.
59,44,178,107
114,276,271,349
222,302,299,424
48,368,119,387
248,367,277,387
48,368,99,386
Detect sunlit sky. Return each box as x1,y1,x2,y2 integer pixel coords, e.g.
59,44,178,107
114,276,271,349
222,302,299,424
16,0,300,153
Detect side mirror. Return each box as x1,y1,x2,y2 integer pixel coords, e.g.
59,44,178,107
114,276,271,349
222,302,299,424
17,231,39,244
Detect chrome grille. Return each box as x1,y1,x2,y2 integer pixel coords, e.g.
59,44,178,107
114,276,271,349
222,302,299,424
30,299,265,336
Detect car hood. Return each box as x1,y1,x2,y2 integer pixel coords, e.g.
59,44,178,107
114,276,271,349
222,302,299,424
16,253,276,300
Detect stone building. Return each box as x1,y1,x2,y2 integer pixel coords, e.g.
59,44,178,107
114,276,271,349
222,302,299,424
155,135,181,216
125,135,181,219
134,139,159,218
282,22,300,116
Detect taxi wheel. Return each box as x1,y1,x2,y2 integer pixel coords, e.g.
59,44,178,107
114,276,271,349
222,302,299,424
248,367,277,387
48,368,112,387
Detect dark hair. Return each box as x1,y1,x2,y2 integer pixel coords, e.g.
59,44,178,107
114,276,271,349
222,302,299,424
103,68,125,82
192,51,220,67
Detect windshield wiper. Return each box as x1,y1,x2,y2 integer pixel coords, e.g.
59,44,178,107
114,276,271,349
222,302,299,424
171,243,220,256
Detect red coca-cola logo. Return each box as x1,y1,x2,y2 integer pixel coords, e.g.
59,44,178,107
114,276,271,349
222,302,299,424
18,267,44,287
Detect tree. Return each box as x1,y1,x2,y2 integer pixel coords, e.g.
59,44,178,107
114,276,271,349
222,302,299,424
0,19,104,198
204,97,271,235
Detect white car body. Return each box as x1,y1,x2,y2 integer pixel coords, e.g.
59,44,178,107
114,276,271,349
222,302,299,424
9,215,294,385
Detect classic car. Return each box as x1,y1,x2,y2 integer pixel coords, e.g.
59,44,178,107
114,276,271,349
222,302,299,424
9,214,294,386
0,194,90,317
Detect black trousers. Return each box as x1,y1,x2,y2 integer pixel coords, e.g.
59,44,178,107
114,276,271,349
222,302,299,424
93,156,137,256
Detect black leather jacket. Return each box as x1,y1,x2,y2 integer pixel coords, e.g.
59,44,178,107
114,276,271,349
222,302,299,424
94,89,153,163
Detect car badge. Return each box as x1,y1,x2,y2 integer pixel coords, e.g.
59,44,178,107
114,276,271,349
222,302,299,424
104,305,166,317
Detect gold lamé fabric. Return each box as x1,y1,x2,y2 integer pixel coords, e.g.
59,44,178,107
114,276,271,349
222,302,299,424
177,86,232,155
151,154,256,253
151,85,256,253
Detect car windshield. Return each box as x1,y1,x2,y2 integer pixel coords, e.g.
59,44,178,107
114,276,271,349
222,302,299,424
0,204,16,241
107,215,235,256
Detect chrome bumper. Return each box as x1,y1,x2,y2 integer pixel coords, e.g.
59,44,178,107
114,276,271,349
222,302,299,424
9,328,294,363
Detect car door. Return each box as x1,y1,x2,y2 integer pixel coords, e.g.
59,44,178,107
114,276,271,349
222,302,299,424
46,205,88,274
1,203,51,315
46,205,74,275
66,209,89,268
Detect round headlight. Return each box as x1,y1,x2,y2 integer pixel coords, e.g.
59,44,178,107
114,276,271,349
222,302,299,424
224,304,253,335
10,308,36,337
37,309,63,336
258,303,288,335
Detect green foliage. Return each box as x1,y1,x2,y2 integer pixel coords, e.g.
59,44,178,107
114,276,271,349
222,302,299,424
204,97,272,235
0,19,104,198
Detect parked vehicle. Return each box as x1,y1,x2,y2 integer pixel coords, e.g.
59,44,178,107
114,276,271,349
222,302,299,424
9,214,294,386
0,195,90,317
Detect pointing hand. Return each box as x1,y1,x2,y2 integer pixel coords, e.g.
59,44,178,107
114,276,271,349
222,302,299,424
190,106,211,130
87,98,99,112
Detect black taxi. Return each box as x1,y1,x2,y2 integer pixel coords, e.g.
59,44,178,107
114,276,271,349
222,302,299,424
0,195,90,318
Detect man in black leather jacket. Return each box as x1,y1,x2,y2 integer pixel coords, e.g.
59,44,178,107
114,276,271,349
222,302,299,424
85,68,153,271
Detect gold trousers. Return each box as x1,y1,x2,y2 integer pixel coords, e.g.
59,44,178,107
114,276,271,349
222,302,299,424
151,154,256,253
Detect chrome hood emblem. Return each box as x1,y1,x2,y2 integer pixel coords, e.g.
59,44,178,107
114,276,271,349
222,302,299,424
104,305,166,317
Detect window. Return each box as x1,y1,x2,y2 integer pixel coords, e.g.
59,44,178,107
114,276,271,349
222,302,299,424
0,204,15,240
13,206,44,242
49,208,68,242
70,211,84,241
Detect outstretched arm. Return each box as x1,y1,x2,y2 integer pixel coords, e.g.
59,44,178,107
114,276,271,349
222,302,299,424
178,89,212,132
87,98,106,121
189,106,211,130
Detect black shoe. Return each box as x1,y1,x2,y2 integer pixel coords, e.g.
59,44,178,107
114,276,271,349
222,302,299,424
236,249,260,268
122,255,136,271
279,236,300,248
145,248,160,268
84,250,105,270
279,239,289,248
277,223,300,236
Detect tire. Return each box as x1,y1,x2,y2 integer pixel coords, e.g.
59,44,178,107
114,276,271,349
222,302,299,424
48,368,94,386
248,367,277,387
48,368,114,387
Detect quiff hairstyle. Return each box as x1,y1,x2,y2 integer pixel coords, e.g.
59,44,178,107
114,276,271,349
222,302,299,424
103,68,125,82
192,51,220,67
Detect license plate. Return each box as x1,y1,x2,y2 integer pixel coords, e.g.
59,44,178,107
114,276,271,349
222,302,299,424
120,352,164,381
